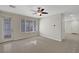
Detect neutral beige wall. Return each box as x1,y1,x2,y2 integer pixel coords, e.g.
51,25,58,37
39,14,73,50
0,11,39,43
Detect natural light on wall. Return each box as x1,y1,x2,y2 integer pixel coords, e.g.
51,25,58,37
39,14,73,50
71,20,78,25
64,14,79,33
71,15,78,26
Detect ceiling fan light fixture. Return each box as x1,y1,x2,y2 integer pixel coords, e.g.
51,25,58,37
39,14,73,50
37,12,42,16
32,7,48,16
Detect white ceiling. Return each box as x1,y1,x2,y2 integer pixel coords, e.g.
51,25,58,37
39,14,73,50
0,5,79,18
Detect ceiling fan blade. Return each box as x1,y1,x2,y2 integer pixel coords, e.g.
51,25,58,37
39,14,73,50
38,7,41,10
41,9,44,11
31,9,37,12
42,12,48,14
9,5,16,8
32,13,37,15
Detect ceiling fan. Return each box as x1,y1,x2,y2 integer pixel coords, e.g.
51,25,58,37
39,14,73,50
9,5,16,8
32,7,48,16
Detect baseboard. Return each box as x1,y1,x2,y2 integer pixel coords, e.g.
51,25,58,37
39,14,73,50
40,33,62,42
0,35,39,44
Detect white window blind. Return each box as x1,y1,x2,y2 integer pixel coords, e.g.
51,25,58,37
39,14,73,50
21,20,25,32
4,18,11,38
21,19,37,32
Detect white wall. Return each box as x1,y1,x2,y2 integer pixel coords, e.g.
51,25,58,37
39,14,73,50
65,20,79,34
39,14,64,41
64,14,79,34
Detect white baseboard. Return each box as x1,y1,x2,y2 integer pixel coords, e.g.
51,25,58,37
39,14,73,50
40,33,62,42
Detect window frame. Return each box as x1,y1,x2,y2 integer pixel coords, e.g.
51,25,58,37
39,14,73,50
3,17,12,39
21,19,37,33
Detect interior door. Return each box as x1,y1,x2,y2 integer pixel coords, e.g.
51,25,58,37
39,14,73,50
2,17,13,42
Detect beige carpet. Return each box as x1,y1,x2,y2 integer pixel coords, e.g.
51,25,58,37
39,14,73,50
0,34,79,53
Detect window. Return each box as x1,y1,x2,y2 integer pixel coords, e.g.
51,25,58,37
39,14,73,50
21,19,37,32
3,18,11,38
21,20,25,32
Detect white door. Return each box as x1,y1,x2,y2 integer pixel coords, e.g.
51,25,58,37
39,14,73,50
2,17,13,42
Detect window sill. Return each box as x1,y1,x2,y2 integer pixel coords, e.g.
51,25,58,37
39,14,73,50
21,31,37,33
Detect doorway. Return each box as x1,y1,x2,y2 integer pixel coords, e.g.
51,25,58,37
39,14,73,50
63,13,79,41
